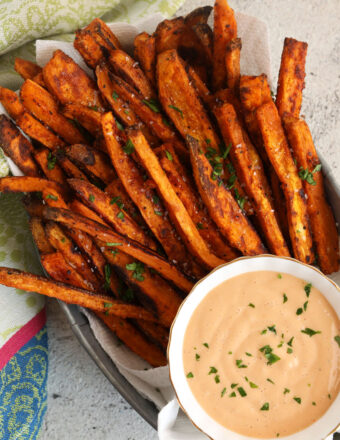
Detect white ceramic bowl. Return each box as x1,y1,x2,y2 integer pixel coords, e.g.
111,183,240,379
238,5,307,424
168,255,340,440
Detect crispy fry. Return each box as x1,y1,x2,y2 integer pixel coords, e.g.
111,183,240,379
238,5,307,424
269,169,290,243
225,37,242,90
256,101,314,263
276,38,308,118
102,246,182,327
93,134,108,153
61,103,102,136
16,112,65,150
158,143,239,261
187,135,266,255
29,217,54,254
41,251,94,290
68,178,157,251
214,103,289,256
185,6,212,27
129,128,225,269
0,87,24,119
32,72,46,88
42,187,68,208
212,0,237,90
0,176,67,198
74,18,121,69
96,313,167,367
155,17,187,53
284,116,339,273
33,149,66,184
56,154,88,181
134,320,169,350
14,58,42,80
133,32,156,86
185,64,211,107
108,49,156,100
23,194,45,218
65,144,116,185
192,23,213,64
20,80,86,144
45,221,102,289
43,50,105,109
70,199,107,225
0,267,157,321
0,115,39,176
42,207,194,292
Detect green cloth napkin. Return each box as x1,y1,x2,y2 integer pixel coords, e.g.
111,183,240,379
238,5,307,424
0,0,185,177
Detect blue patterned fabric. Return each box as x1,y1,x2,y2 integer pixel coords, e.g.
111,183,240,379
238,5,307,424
0,327,48,440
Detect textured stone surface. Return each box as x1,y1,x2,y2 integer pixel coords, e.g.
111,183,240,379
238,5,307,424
40,1,340,439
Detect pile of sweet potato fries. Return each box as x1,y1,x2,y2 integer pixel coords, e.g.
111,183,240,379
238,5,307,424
0,0,338,367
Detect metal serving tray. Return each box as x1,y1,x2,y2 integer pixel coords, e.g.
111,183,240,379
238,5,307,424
57,155,340,436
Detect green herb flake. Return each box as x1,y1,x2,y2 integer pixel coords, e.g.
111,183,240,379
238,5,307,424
208,366,218,375
334,335,340,347
196,222,204,230
104,264,111,290
259,345,281,365
301,328,321,337
249,381,258,389
106,242,122,247
237,387,247,397
88,194,95,203
312,401,316,406
142,98,160,113
261,329,267,335
215,375,220,384
298,165,321,186
117,211,125,220
123,139,135,155
88,105,98,111
61,237,66,243
287,348,293,354
112,91,119,101
103,302,112,308
296,308,303,315
283,293,288,303
221,387,227,397
154,210,163,216
186,372,194,379
304,283,312,297
231,383,238,389
248,303,255,308
287,337,294,347
284,388,290,394
203,343,209,349
260,402,269,411
228,351,232,355
236,359,247,369
152,194,160,205
328,394,332,399
268,325,277,334
234,187,245,210
47,152,57,170
277,273,282,279
126,261,145,281
245,352,252,357
165,150,173,161
115,119,124,131
303,301,308,311
168,104,183,118
195,353,200,361
229,392,236,397
267,378,275,384
293,397,301,404
46,194,58,201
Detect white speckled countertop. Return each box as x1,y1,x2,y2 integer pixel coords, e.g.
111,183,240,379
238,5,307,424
39,0,340,438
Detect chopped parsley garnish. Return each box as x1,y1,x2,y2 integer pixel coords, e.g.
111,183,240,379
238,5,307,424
117,211,124,220
287,337,294,347
287,348,293,354
229,392,236,397
168,104,183,118
115,119,124,131
304,283,312,297
259,345,281,365
248,303,255,308
154,210,163,216
124,109,130,115
293,397,301,404
260,329,267,335
284,388,290,394
125,261,145,281
152,194,160,204
104,264,111,290
103,302,112,308
283,293,288,303
106,242,122,247
260,402,269,411
47,152,57,170
61,237,66,243
249,381,258,389
298,164,321,185
123,139,135,154
186,372,194,378
88,105,98,111
196,222,204,230
236,359,247,368
165,150,173,161
45,194,58,201
296,307,303,315
267,378,275,384
267,325,277,334
208,366,218,375
312,401,316,406
234,187,245,210
142,98,160,113
195,353,200,361
245,352,252,357
215,375,220,384
277,273,282,279
334,335,340,347
110,196,124,209
228,351,232,355
88,194,95,202
231,383,238,389
112,91,119,101
205,138,211,144
328,394,331,399
237,387,247,397
301,328,321,337
303,301,308,311
203,343,209,348
221,387,227,397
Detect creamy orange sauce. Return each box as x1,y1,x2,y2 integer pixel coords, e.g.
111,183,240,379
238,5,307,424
183,271,340,438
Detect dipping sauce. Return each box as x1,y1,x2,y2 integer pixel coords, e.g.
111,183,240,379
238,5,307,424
183,271,340,438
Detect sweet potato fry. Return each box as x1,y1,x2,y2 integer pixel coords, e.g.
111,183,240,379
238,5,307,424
0,87,24,119
74,18,121,69
191,23,213,63
212,0,237,90
65,144,116,185
185,64,211,107
284,116,339,273
0,115,39,176
256,101,314,263
276,38,308,118
133,32,156,86
102,246,182,327
157,144,239,261
129,128,225,269
134,320,169,350
185,6,212,27
41,251,94,290
61,103,102,136
43,206,194,292
32,72,46,88
45,221,102,289
69,199,107,225
43,50,105,110
33,149,66,184
225,37,242,90
16,112,65,150
108,49,156,100
29,217,54,254
14,58,42,80
23,194,45,218
214,103,289,256
20,80,86,144
68,178,157,251
0,267,157,321
155,17,187,53
187,135,266,255
0,176,67,198
56,154,88,181
96,313,167,367
102,113,196,271
42,187,68,209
